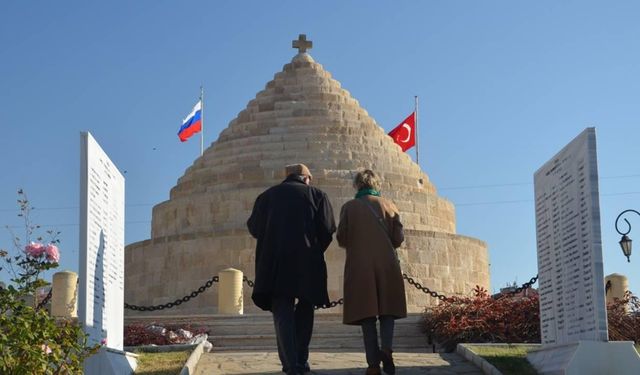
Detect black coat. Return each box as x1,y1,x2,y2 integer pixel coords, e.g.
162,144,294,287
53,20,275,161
247,176,336,311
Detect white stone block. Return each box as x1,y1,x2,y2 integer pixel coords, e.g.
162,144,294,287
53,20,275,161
527,341,640,375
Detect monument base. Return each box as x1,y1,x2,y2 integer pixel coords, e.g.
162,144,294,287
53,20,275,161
527,340,640,375
84,347,138,375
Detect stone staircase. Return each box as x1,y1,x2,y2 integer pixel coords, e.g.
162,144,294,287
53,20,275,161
125,313,431,352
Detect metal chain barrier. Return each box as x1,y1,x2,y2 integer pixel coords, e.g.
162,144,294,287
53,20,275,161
496,275,539,299
124,275,219,311
242,275,254,288
315,298,344,310
121,271,538,312
242,274,343,310
402,273,452,302
36,289,52,310
403,273,539,302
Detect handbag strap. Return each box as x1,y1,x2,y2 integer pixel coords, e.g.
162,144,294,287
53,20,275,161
357,198,394,246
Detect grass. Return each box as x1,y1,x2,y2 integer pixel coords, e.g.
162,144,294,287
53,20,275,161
134,350,191,375
467,344,539,375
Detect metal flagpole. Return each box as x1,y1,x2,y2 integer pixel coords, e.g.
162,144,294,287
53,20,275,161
200,85,204,157
415,95,419,164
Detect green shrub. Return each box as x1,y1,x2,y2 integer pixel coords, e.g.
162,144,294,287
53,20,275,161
0,190,99,374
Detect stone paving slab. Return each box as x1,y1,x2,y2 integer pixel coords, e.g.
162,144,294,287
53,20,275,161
194,350,484,374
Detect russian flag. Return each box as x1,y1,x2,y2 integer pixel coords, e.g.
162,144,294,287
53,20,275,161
178,100,202,142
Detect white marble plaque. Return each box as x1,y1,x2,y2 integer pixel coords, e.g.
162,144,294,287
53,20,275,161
534,128,608,346
79,132,125,350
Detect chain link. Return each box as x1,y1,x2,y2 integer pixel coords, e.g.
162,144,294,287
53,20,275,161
122,271,538,311
496,275,539,299
242,275,254,288
402,273,452,302
315,298,344,310
36,289,52,310
124,276,219,311
403,273,539,302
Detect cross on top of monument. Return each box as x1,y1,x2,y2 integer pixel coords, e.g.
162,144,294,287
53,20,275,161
293,34,312,54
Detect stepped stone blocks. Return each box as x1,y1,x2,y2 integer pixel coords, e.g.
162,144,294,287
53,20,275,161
124,313,428,351
124,52,490,316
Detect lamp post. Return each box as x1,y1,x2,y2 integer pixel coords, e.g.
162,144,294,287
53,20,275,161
614,209,639,262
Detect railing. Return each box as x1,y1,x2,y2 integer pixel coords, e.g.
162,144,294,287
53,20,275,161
122,270,538,312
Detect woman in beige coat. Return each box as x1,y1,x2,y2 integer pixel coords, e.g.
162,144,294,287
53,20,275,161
337,169,407,375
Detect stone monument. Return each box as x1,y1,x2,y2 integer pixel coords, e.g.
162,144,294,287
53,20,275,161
528,128,640,374
124,35,490,315
79,132,137,374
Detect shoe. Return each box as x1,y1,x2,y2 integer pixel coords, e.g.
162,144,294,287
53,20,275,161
379,349,395,374
296,361,311,374
365,366,382,375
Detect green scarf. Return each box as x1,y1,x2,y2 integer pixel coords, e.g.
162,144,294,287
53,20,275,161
355,188,381,199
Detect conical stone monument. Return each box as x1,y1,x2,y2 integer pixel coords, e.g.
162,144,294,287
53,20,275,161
124,35,490,315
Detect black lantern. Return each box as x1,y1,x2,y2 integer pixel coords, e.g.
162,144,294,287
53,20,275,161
619,235,632,262
615,210,639,263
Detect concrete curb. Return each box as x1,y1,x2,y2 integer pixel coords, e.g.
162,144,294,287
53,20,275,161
180,339,212,375
456,344,503,375
124,343,198,353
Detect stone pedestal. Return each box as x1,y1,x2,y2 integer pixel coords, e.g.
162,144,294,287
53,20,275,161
52,271,78,318
83,347,137,375
605,273,628,307
527,341,640,375
218,268,243,315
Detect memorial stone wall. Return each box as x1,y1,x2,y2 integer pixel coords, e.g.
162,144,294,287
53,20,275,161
79,132,126,349
125,38,491,315
534,128,608,345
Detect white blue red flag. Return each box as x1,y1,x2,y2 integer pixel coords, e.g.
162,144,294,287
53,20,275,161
178,100,202,142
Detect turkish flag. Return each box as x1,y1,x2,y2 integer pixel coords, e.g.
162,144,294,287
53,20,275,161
388,112,415,152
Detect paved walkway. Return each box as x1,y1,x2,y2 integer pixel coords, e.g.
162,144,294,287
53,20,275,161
194,350,483,374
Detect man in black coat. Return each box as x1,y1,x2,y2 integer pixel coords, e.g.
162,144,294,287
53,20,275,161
247,163,336,375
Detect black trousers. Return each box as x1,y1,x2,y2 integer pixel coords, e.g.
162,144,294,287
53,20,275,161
272,296,314,375
360,315,395,367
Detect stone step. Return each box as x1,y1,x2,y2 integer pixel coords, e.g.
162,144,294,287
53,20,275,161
210,324,423,336
125,313,424,328
210,319,424,336
209,333,430,351
194,351,481,374
210,343,433,352
125,313,430,351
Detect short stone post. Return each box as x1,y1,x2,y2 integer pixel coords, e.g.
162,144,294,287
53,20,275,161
605,273,629,311
51,271,78,318
218,268,243,315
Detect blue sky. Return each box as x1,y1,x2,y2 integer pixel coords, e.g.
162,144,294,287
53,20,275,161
1,1,639,297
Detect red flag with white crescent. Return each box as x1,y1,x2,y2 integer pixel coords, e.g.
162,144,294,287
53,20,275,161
388,112,415,152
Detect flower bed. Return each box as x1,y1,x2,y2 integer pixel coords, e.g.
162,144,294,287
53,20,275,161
124,323,208,346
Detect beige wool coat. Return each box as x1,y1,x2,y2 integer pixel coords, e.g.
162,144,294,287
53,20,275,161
336,195,407,325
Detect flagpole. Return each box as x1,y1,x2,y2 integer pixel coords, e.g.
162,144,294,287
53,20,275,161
200,85,204,157
414,95,419,164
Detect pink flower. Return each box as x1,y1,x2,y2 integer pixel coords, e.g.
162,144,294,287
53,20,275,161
100,338,107,346
24,242,45,258
41,344,52,354
44,244,60,263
